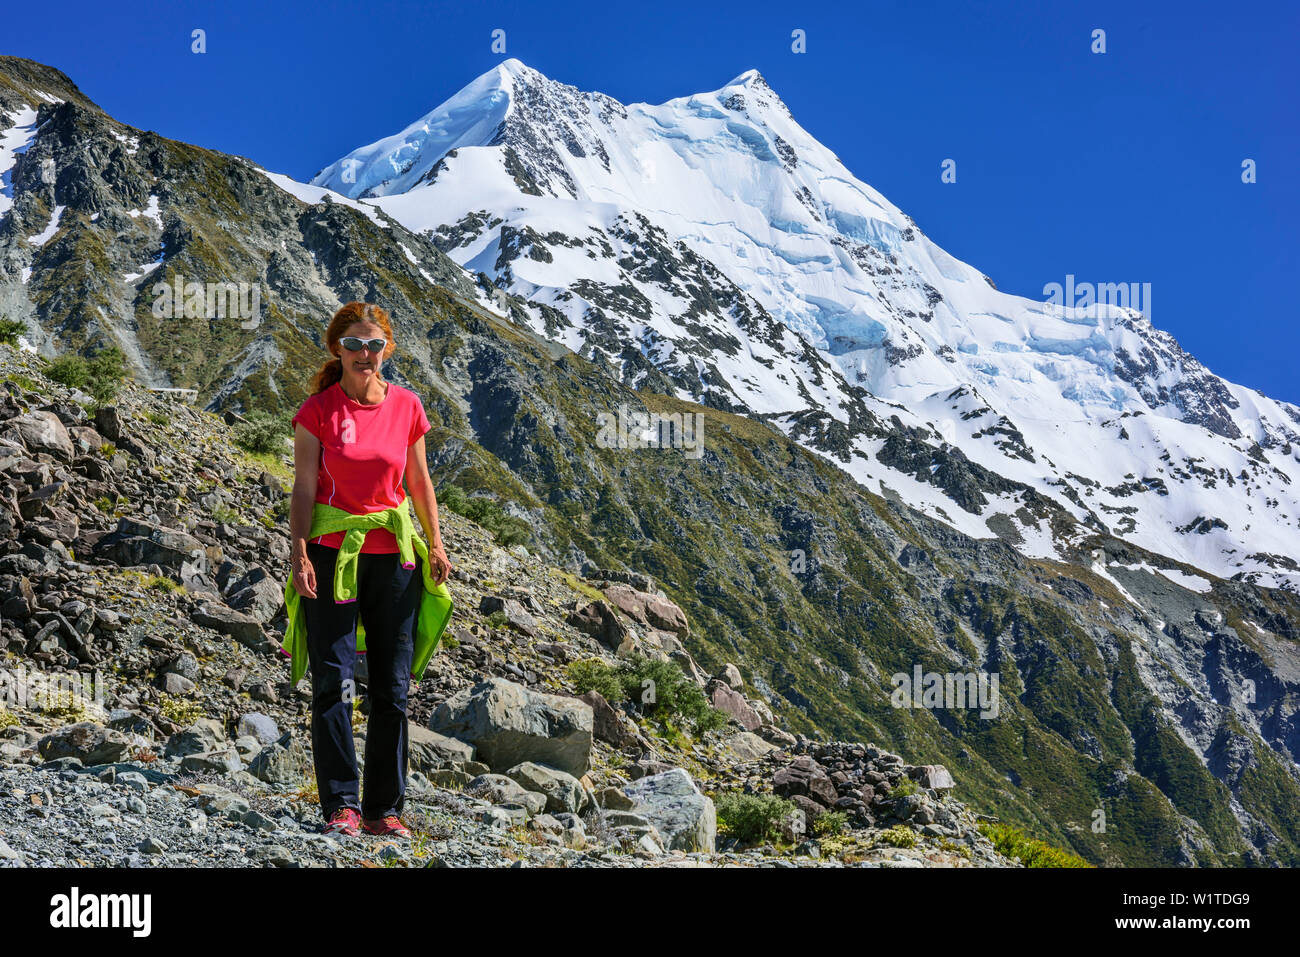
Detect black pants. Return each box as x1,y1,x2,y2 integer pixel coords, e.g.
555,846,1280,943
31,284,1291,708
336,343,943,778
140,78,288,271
301,541,420,821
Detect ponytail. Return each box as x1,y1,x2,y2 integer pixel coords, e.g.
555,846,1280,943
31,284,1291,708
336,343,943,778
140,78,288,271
310,357,344,396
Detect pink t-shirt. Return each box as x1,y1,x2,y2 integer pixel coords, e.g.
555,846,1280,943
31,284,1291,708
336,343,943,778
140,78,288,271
291,380,431,553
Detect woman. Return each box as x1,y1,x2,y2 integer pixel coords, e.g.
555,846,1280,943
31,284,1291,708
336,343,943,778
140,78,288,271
288,301,453,838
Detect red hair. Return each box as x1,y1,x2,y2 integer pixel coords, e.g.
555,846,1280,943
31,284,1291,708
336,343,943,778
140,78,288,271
308,302,395,395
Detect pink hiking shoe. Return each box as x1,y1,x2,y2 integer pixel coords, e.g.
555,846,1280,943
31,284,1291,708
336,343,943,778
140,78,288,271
362,815,411,838
323,807,362,836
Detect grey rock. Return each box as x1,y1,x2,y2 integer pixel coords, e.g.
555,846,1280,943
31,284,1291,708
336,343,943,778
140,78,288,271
429,677,593,777
180,748,243,775
407,725,475,775
38,723,133,765
505,761,587,814
621,768,716,853
236,713,280,746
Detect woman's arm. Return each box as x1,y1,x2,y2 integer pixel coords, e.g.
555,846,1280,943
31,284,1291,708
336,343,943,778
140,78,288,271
405,434,452,585
290,422,321,598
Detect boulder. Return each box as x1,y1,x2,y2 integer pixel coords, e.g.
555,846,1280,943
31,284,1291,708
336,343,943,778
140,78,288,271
715,663,744,689
621,768,716,853
407,725,475,775
505,761,587,814
599,582,690,636
94,517,205,571
722,730,776,762
772,755,839,807
479,596,539,637
248,737,309,785
180,748,243,775
429,677,593,777
465,773,544,814
566,600,631,652
10,412,74,461
191,602,265,649
236,713,280,746
164,718,227,758
907,764,956,792
578,689,636,748
708,681,761,731
38,722,133,765
226,568,285,624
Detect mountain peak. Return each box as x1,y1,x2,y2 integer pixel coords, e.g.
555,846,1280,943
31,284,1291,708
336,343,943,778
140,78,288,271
491,57,543,87
722,68,766,89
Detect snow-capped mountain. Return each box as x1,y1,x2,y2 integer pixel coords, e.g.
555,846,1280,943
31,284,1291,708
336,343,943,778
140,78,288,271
313,58,1300,590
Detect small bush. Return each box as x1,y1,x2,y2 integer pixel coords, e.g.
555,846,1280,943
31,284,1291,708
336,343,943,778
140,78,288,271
41,689,87,720
45,354,90,389
978,822,1092,868
814,810,849,837
877,824,918,848
617,654,729,734
45,346,126,404
86,346,126,404
891,776,920,798
0,708,19,729
235,410,288,455
0,318,26,346
159,694,205,727
567,658,623,703
715,792,796,845
568,653,729,738
437,484,531,548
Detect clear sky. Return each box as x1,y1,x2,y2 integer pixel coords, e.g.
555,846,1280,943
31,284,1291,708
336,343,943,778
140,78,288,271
9,0,1299,401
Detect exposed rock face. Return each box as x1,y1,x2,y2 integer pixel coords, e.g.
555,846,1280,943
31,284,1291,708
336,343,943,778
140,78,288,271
429,677,594,777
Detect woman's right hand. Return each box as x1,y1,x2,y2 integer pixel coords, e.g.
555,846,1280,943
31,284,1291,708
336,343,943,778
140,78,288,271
293,551,317,599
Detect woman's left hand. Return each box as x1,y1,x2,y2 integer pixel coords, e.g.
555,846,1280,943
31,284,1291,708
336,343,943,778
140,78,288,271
428,543,453,585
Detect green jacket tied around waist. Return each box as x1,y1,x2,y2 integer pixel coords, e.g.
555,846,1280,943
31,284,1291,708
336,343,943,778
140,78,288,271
281,501,453,686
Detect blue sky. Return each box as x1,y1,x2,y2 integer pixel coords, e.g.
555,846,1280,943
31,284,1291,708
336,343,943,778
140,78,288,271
10,0,1299,401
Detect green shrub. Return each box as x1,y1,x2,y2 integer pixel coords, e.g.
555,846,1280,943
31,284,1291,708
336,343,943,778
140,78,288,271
617,654,729,734
567,653,728,738
86,346,125,403
159,694,205,727
235,410,288,455
45,354,90,389
45,346,127,404
0,318,25,346
877,825,918,848
891,776,920,798
814,810,849,837
715,792,796,845
437,483,531,547
977,822,1092,868
567,657,623,703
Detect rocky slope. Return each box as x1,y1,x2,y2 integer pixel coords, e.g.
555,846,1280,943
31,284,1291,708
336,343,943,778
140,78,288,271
2,55,1300,866
0,346,1011,868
